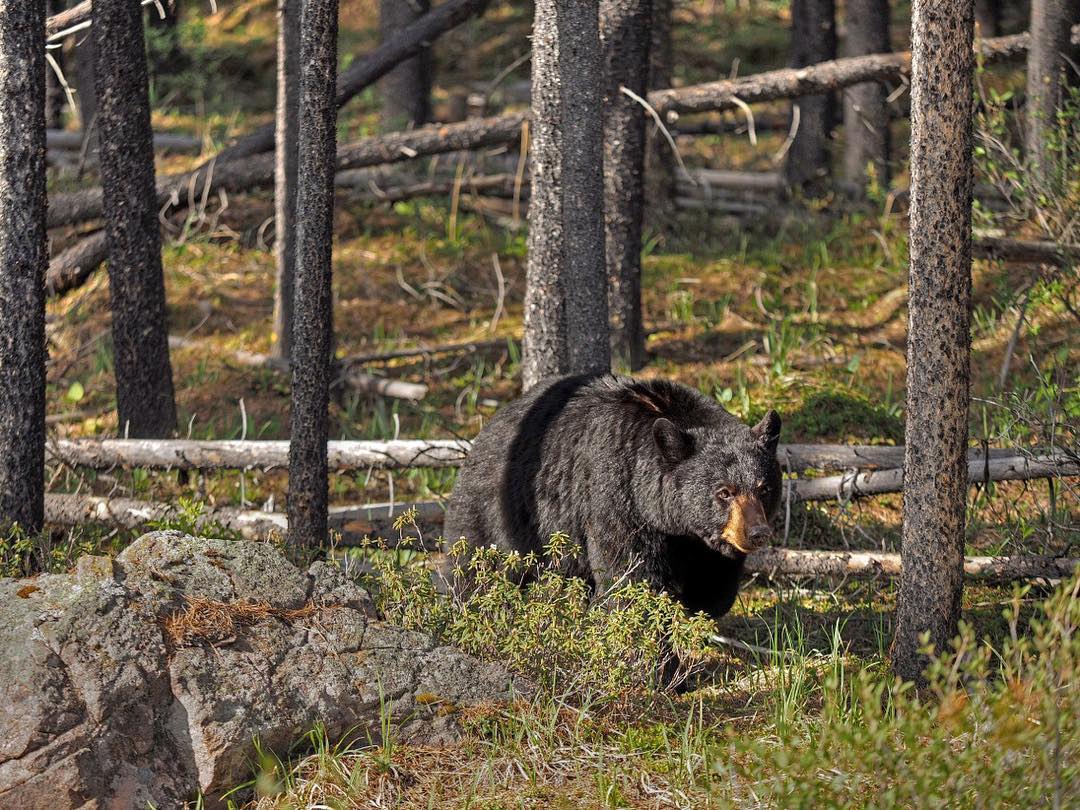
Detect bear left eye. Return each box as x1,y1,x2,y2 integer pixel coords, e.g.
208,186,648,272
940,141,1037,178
715,485,736,502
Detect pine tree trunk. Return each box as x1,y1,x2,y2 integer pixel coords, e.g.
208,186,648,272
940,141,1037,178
644,0,675,233
522,0,609,390
842,0,891,192
786,0,837,194
1025,0,1079,190
601,0,651,372
74,16,96,132
45,0,65,129
92,0,177,438
287,0,339,547
0,0,48,533
975,0,1001,37
272,0,300,361
379,0,432,130
893,0,974,686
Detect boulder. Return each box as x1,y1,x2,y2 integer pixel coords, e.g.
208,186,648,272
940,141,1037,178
0,532,526,808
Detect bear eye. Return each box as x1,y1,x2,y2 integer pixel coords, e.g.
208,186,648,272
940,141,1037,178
715,485,736,502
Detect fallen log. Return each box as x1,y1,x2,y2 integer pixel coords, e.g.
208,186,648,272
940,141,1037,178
972,237,1078,267
50,26,1076,231
41,494,1076,582
43,493,446,545
744,548,1077,584
650,25,1080,121
46,231,108,296
47,129,201,153
47,439,470,471
791,454,1079,502
166,335,429,401
44,437,1076,485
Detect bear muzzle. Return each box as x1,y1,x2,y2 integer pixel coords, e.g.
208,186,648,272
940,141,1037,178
720,493,772,554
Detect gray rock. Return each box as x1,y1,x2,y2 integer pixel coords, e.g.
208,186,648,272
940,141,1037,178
0,533,527,808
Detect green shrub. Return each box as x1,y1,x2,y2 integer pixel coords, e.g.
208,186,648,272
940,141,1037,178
361,514,716,700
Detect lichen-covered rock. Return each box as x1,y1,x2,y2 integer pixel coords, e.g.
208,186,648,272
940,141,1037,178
0,532,527,808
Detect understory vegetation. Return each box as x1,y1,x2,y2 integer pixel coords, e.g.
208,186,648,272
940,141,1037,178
18,1,1078,807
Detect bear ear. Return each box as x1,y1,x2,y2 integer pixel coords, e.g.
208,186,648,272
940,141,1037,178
751,410,782,454
653,417,693,464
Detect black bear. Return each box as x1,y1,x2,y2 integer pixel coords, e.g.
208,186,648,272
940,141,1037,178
443,374,782,619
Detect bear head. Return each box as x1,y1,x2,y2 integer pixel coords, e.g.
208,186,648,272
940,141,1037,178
653,410,782,555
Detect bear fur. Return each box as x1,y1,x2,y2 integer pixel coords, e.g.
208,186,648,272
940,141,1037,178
444,374,782,619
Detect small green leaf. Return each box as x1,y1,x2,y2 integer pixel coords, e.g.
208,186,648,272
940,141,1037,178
65,381,85,404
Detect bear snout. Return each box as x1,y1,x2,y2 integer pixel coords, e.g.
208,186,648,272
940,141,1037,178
720,493,772,554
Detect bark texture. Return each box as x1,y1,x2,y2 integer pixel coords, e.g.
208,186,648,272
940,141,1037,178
287,0,339,547
1025,0,1079,188
0,0,48,532
272,0,300,361
644,0,675,232
893,0,975,686
93,0,177,438
842,0,892,190
379,0,432,130
522,0,610,390
601,0,651,371
786,0,837,192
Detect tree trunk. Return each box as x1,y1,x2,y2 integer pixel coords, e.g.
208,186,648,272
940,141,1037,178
379,0,432,130
842,0,891,192
522,0,609,390
92,0,177,438
893,0,975,686
601,0,650,372
644,0,675,233
0,0,48,534
975,0,1001,37
786,0,837,194
73,13,96,131
287,0,339,547
45,0,65,129
272,0,300,362
1025,0,1079,190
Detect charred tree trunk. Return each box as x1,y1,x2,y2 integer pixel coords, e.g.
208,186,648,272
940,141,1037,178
272,0,300,362
975,0,1001,37
601,0,651,371
842,0,891,192
644,0,675,233
45,0,65,128
287,0,339,547
522,0,610,390
1025,0,1079,190
893,0,975,686
0,0,48,533
786,0,837,194
378,0,431,130
73,16,96,132
92,0,177,438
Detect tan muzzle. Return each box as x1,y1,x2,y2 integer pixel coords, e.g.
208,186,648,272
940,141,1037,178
721,494,773,553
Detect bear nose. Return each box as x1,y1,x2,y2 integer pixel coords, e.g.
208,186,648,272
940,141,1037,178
747,524,772,550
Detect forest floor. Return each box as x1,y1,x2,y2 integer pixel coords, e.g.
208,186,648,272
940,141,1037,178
22,1,1080,806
